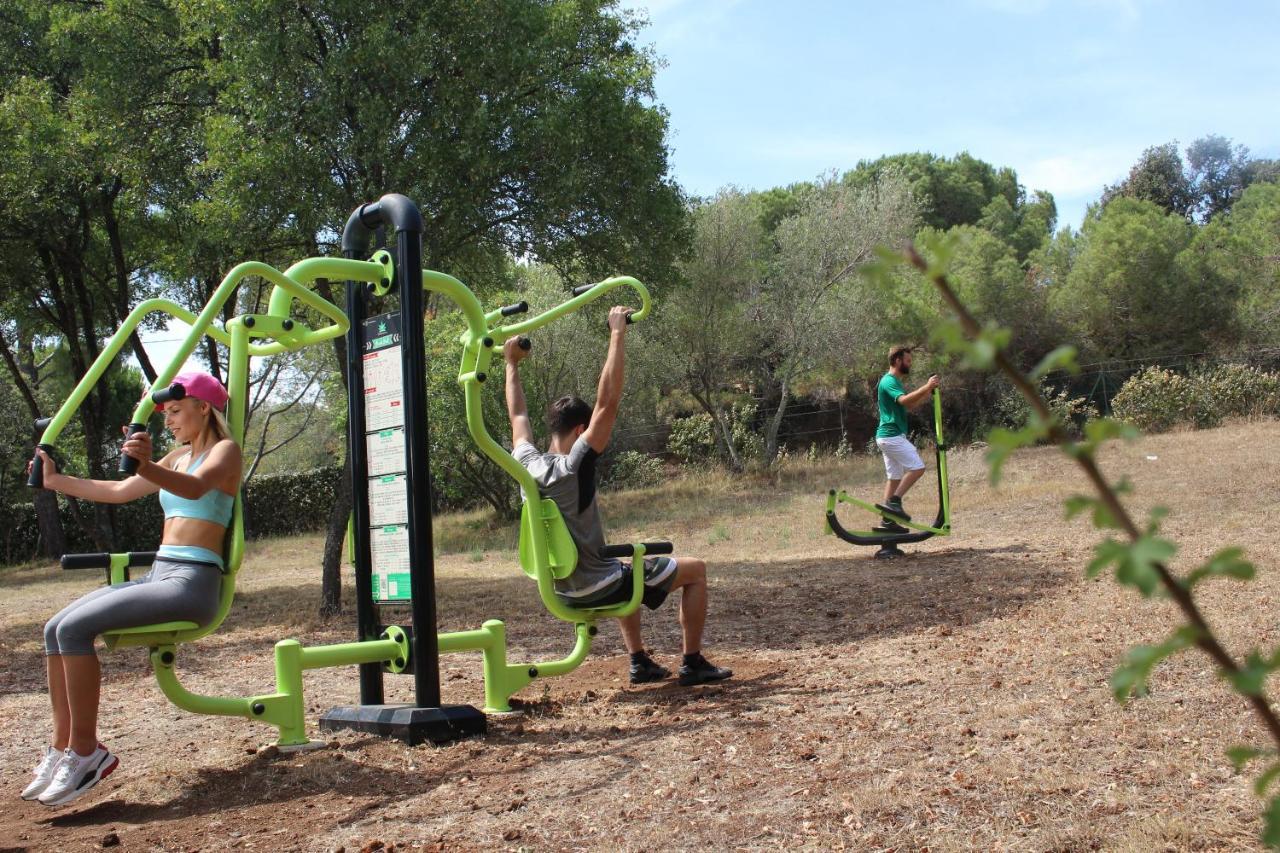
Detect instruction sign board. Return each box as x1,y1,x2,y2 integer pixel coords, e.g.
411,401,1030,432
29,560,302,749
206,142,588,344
362,312,411,602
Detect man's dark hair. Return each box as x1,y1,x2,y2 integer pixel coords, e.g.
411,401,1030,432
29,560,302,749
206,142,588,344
546,395,592,436
888,345,912,367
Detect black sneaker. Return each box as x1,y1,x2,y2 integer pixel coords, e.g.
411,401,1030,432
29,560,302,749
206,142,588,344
874,499,911,521
879,519,909,533
678,654,733,686
629,655,671,684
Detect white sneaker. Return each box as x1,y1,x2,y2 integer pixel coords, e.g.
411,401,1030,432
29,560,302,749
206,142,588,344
20,746,62,801
37,744,118,807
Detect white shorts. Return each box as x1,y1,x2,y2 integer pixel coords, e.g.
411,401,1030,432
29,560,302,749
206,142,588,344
876,434,925,480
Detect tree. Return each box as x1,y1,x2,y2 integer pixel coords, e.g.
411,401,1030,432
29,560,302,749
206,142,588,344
1101,142,1195,218
753,171,918,462
182,0,689,611
663,189,766,470
843,152,1021,232
1186,183,1280,349
1049,197,1237,361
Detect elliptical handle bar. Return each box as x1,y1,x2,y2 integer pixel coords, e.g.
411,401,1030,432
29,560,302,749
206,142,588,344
500,301,529,317
119,382,188,474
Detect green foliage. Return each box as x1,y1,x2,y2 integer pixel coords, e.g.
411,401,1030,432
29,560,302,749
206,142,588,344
665,402,762,466
601,450,663,491
666,413,716,464
1112,364,1280,434
242,466,342,539
1101,142,1195,218
994,380,1095,441
1190,363,1280,419
1111,626,1199,700
1111,367,1207,432
1051,197,1237,362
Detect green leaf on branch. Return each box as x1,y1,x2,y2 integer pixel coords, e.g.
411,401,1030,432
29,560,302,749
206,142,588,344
863,247,910,292
1146,506,1171,535
1080,418,1140,454
1029,345,1080,381
1264,795,1280,848
914,231,959,280
1226,651,1276,697
929,321,1011,371
1111,626,1198,701
985,424,1046,485
1184,547,1256,588
1227,745,1267,772
1256,762,1280,797
1063,494,1122,531
1087,534,1175,595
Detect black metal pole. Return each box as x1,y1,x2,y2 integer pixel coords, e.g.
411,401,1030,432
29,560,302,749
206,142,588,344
340,194,440,710
343,275,383,705
393,223,442,709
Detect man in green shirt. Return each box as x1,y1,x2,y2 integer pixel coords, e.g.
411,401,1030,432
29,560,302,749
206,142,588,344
873,345,940,526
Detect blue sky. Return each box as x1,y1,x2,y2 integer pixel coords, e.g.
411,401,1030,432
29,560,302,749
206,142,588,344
629,0,1280,231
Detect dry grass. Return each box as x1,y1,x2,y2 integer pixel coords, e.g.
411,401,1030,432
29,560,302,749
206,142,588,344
1,420,1279,851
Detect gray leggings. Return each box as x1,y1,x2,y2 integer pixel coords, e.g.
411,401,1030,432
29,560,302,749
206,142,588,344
44,558,222,656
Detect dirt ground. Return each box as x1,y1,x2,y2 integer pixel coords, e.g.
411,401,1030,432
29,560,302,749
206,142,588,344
2,421,1279,851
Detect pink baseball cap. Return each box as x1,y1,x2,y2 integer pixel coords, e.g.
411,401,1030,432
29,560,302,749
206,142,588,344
172,370,229,412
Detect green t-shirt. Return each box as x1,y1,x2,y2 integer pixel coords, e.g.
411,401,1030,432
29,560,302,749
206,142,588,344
876,373,908,438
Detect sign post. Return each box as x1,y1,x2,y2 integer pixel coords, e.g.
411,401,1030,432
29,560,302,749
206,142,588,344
320,194,486,745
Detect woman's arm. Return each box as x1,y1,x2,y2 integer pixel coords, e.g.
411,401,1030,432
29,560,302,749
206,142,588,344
32,448,161,504
128,435,242,499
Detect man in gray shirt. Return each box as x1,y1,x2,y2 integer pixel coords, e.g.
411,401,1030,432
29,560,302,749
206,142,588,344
503,306,731,687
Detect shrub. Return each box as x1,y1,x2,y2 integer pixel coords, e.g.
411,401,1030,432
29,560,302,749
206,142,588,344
1189,364,1280,420
667,413,717,464
1112,367,1208,432
995,381,1095,440
666,402,763,466
601,450,664,491
1,465,343,566
243,466,342,538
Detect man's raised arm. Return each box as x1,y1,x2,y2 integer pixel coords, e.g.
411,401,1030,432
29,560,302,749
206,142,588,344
504,337,535,447
582,306,630,453
898,374,941,410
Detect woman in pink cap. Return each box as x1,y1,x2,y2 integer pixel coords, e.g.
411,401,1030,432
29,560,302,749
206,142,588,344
22,370,242,806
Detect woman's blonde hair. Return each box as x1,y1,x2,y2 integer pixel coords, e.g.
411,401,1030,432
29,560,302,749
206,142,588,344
204,405,234,444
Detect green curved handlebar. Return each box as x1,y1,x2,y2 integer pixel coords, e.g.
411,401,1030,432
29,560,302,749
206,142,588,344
493,276,651,341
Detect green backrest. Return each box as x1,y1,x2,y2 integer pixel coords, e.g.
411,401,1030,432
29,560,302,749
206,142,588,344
518,498,578,581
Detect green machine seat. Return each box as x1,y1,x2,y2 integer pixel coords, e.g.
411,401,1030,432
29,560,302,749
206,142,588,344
518,498,577,581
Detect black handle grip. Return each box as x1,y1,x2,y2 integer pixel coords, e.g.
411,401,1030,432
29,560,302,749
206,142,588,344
118,423,146,474
151,382,186,405
35,417,52,431
518,336,531,351
571,283,595,297
500,301,529,317
61,552,112,571
601,541,673,559
27,443,53,489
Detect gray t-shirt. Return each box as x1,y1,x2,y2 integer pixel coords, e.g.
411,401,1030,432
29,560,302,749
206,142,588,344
513,437,624,599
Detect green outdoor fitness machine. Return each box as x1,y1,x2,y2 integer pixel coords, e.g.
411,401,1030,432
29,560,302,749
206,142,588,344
28,192,667,749
824,389,952,558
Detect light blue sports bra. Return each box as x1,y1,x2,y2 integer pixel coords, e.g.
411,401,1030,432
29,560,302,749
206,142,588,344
159,451,235,527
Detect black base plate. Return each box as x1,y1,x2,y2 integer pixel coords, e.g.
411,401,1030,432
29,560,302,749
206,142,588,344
874,543,906,559
319,704,486,745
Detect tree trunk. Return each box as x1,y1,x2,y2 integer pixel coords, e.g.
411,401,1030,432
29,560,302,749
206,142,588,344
318,276,349,618
690,387,743,471
763,379,790,465
319,450,352,617
33,490,66,558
